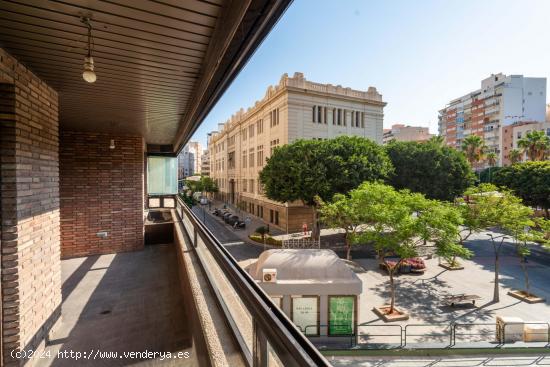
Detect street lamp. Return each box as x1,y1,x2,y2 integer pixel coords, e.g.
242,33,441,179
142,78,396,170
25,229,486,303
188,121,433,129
200,196,208,223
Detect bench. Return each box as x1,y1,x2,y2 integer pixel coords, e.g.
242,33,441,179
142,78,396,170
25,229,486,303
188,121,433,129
443,294,481,307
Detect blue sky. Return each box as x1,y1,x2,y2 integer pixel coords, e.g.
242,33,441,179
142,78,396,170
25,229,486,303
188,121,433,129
191,0,550,147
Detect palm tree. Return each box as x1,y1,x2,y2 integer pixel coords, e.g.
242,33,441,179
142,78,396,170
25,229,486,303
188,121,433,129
508,149,522,164
427,135,445,146
486,152,497,167
461,135,486,168
517,130,550,161
485,152,497,182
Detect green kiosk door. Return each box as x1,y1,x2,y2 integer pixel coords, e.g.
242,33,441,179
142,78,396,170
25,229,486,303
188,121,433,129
329,296,355,335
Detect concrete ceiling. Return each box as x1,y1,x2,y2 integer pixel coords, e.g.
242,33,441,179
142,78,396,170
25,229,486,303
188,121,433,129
0,0,291,151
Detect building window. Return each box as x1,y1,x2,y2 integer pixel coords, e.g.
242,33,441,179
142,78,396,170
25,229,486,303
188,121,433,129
275,210,279,225
249,148,255,167
242,129,247,141
337,109,342,125
270,139,280,155
249,179,254,194
257,145,264,166
242,179,247,192
270,209,274,223
228,151,235,169
249,124,255,138
517,132,522,139
271,108,279,127
317,106,322,123
332,108,336,125
361,112,365,128
257,181,263,195
312,106,316,122
242,150,247,168
257,119,264,134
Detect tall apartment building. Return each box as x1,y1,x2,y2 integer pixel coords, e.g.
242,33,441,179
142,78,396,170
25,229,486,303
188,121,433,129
208,72,385,231
438,73,546,167
201,149,210,176
382,123,434,144
177,141,203,178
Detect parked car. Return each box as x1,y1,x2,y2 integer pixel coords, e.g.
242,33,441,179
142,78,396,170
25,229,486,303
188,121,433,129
226,215,240,225
233,220,246,229
222,212,233,222
212,208,221,216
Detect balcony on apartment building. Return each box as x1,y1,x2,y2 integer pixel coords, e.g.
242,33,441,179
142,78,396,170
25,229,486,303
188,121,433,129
0,1,331,366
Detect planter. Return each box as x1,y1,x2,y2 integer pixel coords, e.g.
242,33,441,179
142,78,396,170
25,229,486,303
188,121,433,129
438,262,464,271
372,305,409,322
508,290,546,304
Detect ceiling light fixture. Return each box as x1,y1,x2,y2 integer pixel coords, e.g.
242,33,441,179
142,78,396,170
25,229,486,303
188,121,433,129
81,17,97,83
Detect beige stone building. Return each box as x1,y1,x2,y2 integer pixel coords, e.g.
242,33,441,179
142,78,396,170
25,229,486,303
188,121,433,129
208,72,385,232
382,123,434,144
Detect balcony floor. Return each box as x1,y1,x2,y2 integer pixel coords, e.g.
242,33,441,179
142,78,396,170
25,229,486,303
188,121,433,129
39,244,198,366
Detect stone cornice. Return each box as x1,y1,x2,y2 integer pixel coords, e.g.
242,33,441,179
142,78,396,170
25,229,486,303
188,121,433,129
209,72,384,144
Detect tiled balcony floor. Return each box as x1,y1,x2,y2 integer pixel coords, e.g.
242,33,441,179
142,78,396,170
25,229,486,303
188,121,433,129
38,244,198,366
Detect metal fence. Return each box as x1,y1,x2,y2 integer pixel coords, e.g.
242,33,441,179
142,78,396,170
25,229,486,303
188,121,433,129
282,238,320,249
303,322,550,350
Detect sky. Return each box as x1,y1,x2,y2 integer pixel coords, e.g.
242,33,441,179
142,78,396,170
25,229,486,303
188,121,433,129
191,0,550,148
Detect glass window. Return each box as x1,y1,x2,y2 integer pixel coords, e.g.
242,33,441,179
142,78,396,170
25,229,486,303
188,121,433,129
329,296,355,335
292,296,318,335
147,156,177,195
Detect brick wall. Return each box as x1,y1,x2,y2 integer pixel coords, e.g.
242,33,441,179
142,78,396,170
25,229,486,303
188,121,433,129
0,48,61,366
60,132,144,258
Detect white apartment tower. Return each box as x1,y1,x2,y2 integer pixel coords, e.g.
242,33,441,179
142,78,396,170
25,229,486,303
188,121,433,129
438,73,546,167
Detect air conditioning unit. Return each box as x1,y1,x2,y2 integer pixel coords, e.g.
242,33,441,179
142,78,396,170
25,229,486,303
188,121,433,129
262,268,277,283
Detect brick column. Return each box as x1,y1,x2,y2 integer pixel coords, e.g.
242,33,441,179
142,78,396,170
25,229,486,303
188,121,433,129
0,48,61,366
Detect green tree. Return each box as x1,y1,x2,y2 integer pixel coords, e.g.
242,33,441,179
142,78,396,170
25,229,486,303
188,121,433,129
459,184,534,302
318,193,362,260
461,135,486,168
493,161,550,218
517,130,550,161
386,141,474,201
259,136,392,239
200,176,219,198
351,182,466,314
427,135,445,146
255,226,269,242
508,149,522,164
485,152,498,182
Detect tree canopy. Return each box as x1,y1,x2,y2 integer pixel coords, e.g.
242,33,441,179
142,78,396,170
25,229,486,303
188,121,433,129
385,141,474,201
517,130,550,161
351,182,467,312
493,161,550,217
185,175,218,196
461,134,486,167
259,136,392,205
260,136,392,239
318,193,363,260
458,183,535,302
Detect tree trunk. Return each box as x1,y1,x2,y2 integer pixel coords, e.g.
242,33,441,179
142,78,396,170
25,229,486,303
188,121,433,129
493,250,500,303
311,205,320,241
345,232,351,260
520,255,530,296
389,267,396,314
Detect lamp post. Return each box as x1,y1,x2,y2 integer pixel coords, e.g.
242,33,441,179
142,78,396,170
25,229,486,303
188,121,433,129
200,196,208,224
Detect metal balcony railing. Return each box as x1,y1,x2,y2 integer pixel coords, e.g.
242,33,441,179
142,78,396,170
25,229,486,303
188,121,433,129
175,196,331,367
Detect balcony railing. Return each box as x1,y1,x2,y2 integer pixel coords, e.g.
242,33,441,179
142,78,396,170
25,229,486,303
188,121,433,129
175,196,331,367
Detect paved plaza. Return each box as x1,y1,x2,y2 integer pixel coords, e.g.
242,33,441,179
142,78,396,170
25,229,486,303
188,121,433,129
353,231,550,346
